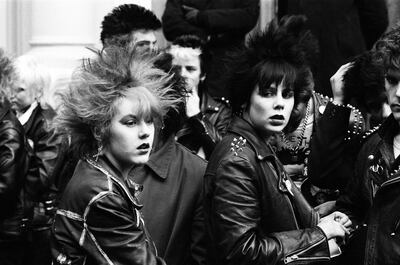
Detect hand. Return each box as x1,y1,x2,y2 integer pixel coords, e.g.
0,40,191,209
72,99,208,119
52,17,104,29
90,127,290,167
318,211,350,240
330,62,353,105
186,92,201,118
331,211,352,229
182,5,199,24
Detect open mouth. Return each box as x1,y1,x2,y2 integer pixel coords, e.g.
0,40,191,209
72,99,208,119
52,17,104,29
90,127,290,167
137,143,150,150
270,115,284,120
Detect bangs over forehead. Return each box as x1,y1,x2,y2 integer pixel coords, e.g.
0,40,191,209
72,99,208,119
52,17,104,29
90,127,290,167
119,86,162,121
257,61,297,90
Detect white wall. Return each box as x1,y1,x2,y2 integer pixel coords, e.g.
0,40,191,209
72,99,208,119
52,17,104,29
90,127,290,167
0,0,153,109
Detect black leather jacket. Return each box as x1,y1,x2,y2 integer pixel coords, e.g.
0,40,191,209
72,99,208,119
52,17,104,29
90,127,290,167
177,93,231,159
22,104,61,202
0,105,30,237
51,156,165,265
337,115,400,265
203,116,330,265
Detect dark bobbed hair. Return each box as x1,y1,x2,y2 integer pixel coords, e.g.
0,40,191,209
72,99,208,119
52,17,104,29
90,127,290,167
230,15,317,133
343,51,386,114
55,46,180,158
374,24,400,73
170,35,208,75
100,4,161,45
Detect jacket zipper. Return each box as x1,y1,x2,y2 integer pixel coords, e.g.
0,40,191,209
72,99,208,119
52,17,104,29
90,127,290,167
284,237,329,264
374,175,400,199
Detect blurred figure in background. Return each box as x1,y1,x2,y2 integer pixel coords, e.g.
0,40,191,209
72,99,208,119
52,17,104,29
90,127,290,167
168,35,230,159
0,49,31,265
162,0,259,102
279,0,388,97
101,4,162,54
10,55,62,265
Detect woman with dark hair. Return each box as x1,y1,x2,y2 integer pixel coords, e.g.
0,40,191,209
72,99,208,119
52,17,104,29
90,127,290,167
203,16,351,265
51,47,178,265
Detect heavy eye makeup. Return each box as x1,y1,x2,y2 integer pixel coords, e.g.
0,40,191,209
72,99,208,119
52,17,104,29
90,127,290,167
120,115,138,126
282,88,294,99
385,69,400,86
385,74,400,86
119,115,154,127
258,84,277,97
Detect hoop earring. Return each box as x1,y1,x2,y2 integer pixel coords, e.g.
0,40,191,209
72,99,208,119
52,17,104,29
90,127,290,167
93,142,103,162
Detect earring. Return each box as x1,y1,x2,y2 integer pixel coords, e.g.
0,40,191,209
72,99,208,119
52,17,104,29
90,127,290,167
93,142,103,162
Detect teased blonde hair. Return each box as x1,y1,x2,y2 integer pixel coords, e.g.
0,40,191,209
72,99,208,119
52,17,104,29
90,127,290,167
55,46,180,157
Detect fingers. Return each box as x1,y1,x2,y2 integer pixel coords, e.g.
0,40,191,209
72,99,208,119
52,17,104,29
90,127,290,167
182,5,194,11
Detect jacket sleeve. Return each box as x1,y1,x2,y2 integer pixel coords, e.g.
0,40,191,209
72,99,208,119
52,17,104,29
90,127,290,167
0,123,28,220
336,144,373,227
209,156,329,265
308,102,361,190
162,0,207,41
357,0,388,49
85,192,165,265
196,0,259,34
27,118,62,201
190,185,207,265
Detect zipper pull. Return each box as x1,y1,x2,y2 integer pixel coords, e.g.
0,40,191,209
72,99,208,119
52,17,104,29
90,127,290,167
285,179,294,196
284,254,298,264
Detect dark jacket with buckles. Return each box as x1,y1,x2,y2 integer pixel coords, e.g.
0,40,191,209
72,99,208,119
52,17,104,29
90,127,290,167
22,104,61,203
203,116,331,265
0,105,30,237
177,94,231,159
336,115,400,265
51,155,165,265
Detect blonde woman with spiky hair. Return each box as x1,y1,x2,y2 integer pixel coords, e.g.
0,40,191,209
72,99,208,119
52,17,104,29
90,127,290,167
51,47,179,265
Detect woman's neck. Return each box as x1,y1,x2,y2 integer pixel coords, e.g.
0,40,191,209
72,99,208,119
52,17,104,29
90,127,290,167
103,153,134,180
241,112,273,143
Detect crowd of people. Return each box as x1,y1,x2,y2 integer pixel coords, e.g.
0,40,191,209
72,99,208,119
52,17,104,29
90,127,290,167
1,2,400,265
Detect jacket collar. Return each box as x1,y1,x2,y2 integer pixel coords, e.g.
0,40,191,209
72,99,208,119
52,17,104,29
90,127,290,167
145,135,176,180
88,155,142,207
227,116,275,160
18,101,39,126
377,114,399,143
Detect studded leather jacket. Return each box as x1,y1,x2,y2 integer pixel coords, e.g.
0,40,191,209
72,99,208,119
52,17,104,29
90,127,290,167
177,93,231,159
51,156,165,265
336,115,400,265
203,116,330,265
0,105,30,237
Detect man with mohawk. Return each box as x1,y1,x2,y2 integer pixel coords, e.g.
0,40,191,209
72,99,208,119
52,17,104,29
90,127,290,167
100,4,161,54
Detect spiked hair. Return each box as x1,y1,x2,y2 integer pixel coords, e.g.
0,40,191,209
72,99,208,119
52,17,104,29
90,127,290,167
374,24,400,73
0,48,14,93
230,15,317,132
343,51,386,114
55,46,180,158
100,4,161,45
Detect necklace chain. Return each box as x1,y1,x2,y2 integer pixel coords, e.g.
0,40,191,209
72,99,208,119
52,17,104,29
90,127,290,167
281,100,311,152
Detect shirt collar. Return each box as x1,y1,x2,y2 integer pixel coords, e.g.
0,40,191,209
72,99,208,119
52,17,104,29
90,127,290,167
18,101,38,126
145,135,176,179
